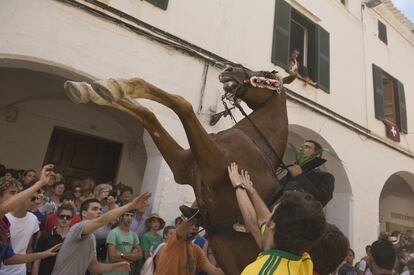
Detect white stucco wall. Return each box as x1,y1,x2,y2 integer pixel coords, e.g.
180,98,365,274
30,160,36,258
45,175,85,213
1,0,414,259
86,0,414,150
380,176,414,231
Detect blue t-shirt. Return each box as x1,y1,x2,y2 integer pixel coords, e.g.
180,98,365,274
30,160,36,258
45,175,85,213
0,216,14,265
193,236,207,275
0,244,15,267
193,235,206,249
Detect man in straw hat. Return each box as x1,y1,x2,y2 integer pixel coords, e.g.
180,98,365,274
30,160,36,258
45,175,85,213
141,213,165,259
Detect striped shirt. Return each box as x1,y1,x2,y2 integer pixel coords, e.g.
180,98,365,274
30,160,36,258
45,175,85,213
241,249,313,275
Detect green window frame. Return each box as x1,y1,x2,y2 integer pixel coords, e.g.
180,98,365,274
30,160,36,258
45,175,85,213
372,64,407,133
272,0,330,93
145,0,169,10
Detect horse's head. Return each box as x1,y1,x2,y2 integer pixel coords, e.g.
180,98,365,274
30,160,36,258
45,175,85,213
218,65,295,109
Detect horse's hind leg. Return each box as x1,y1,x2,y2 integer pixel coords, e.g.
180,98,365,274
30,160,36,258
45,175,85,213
91,78,225,172
64,81,192,184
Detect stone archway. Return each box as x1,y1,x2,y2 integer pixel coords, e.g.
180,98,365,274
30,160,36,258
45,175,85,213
0,62,147,194
379,172,414,233
286,124,353,239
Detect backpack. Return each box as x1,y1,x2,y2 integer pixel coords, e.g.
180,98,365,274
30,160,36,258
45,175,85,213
140,243,166,275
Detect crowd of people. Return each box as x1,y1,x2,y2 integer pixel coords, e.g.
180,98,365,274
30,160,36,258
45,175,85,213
0,139,412,275
0,163,224,275
332,229,414,275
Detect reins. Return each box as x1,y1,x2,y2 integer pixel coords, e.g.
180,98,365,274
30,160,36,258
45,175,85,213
233,100,290,173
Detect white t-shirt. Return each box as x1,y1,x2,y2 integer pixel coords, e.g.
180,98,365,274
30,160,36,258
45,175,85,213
357,259,373,275
401,271,410,275
0,212,40,275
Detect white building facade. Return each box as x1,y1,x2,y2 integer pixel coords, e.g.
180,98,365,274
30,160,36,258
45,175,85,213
1,0,413,258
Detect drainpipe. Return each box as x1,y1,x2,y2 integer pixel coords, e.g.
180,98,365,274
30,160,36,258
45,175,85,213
197,61,209,114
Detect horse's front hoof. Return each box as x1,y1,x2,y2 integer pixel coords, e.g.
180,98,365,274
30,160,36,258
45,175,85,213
92,79,124,103
64,81,90,104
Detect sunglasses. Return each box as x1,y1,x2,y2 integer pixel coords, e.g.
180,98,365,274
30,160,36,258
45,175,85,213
58,214,73,221
74,189,81,193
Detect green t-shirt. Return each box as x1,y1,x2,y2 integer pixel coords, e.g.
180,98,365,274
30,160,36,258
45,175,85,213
103,227,139,275
140,231,163,253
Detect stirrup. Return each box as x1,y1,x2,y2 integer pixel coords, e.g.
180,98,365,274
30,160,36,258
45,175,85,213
233,223,250,233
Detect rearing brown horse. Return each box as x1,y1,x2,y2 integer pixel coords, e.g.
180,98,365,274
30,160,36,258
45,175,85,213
64,66,294,274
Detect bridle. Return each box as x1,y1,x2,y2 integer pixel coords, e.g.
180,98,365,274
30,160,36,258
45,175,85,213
220,66,290,173
222,67,283,107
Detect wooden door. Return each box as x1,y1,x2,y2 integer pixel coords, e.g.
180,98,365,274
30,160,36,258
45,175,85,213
44,127,122,187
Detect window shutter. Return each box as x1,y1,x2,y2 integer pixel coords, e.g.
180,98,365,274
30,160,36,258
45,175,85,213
271,0,291,68
395,80,407,133
145,0,169,10
316,26,330,93
372,64,385,120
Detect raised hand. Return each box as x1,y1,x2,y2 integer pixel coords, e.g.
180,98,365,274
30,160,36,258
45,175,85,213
39,164,56,186
240,170,254,193
130,192,151,211
107,195,116,207
112,261,131,272
227,162,242,187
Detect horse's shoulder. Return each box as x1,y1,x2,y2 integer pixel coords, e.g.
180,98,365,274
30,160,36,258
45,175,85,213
210,127,251,141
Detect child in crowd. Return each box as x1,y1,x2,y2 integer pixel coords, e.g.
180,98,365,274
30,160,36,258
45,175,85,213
140,213,165,259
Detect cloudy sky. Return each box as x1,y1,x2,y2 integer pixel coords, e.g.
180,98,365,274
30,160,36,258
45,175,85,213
391,0,414,22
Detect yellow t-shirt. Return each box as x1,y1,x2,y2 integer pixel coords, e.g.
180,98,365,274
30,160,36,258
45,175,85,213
241,249,313,275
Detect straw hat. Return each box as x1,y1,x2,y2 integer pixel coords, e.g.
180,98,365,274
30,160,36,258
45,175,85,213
145,213,166,230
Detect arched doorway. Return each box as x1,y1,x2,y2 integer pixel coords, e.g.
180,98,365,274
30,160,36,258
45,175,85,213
285,124,353,238
379,172,414,234
0,62,147,193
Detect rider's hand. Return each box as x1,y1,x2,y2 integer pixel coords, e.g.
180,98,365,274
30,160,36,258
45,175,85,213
288,165,303,177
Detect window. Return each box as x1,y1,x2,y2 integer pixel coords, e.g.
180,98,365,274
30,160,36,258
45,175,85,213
372,64,407,132
145,0,169,10
378,20,388,44
272,0,330,93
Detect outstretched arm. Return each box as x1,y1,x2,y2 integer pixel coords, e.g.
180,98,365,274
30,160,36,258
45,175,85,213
227,163,261,247
88,256,131,273
82,192,151,235
4,243,61,265
0,164,55,218
202,261,225,275
198,246,225,275
241,171,271,225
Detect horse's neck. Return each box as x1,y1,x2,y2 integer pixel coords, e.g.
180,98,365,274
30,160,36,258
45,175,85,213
235,94,288,162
